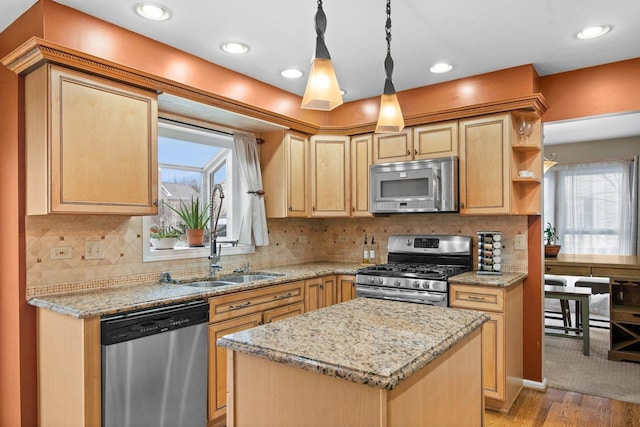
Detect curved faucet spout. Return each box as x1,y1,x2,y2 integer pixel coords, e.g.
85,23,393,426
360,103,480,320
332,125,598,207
209,184,225,274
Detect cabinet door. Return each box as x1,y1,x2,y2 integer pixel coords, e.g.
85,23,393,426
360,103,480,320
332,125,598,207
350,134,373,217
373,129,413,164
336,275,357,303
264,302,305,324
310,135,350,217
304,278,326,312
323,275,337,307
482,312,505,401
459,113,510,215
412,121,458,160
209,313,263,422
287,133,310,217
26,64,158,215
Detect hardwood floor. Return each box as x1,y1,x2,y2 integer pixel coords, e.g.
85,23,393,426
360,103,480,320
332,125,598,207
485,388,640,426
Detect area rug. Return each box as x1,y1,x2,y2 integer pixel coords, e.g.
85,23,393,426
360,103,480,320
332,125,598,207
544,327,640,404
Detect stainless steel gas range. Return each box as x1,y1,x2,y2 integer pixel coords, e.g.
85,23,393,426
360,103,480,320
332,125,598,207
355,234,473,307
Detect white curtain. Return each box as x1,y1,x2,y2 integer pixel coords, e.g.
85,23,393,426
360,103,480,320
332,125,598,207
631,155,639,255
547,159,635,255
233,131,269,246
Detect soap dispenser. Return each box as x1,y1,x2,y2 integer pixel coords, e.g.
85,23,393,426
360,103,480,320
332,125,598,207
369,235,377,264
362,235,369,264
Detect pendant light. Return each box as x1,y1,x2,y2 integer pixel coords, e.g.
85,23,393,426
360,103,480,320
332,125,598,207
375,0,404,133
301,0,343,111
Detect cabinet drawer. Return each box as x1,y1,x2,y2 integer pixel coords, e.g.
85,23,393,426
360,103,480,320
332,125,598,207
610,310,640,324
209,281,304,323
593,267,640,279
450,285,504,312
544,264,591,276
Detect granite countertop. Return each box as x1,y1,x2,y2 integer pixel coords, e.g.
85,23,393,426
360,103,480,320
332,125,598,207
448,271,527,287
28,262,364,319
217,297,488,390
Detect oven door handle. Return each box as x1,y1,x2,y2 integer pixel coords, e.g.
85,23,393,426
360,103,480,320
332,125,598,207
433,166,441,211
356,285,446,303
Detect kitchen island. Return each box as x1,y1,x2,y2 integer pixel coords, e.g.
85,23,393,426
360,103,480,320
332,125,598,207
218,298,489,427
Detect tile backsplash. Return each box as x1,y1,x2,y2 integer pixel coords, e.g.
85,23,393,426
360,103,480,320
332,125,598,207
26,214,528,296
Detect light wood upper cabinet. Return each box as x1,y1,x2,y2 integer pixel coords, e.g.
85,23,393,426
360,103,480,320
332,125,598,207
458,113,511,215
350,134,373,217
412,120,458,159
373,129,413,163
310,135,351,217
260,130,309,218
25,64,158,215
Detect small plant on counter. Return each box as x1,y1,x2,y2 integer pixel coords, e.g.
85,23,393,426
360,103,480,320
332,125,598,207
543,222,561,257
164,196,211,247
543,222,559,245
149,224,182,239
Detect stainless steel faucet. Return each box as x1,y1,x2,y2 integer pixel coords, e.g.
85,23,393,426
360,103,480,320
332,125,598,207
159,271,177,284
209,184,225,276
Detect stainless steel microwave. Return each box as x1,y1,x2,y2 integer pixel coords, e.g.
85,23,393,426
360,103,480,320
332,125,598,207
370,157,459,213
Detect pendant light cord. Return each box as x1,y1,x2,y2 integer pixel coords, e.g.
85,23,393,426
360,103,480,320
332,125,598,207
314,0,331,60
383,0,396,95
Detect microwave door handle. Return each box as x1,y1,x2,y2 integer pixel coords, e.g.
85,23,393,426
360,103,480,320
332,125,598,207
433,167,441,211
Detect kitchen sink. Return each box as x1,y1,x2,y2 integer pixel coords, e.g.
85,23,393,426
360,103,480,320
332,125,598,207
181,273,281,288
182,280,234,288
219,274,278,283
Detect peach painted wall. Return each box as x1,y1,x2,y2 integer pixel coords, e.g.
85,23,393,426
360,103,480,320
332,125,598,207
539,58,640,123
0,3,42,426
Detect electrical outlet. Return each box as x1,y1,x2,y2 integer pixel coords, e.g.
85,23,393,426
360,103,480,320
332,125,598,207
514,234,526,250
85,240,105,259
50,246,72,259
338,235,349,243
298,235,307,243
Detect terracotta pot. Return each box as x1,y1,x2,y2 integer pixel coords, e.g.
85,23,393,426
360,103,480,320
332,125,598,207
545,244,561,257
186,228,205,247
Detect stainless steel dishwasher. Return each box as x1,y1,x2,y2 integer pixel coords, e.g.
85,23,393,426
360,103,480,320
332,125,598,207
101,300,209,427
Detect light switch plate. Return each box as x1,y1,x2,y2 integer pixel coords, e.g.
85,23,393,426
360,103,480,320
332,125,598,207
85,240,105,259
514,234,526,250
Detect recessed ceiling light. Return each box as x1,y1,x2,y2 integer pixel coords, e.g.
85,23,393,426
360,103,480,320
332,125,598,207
281,69,303,79
135,3,171,21
429,63,453,74
221,41,250,55
577,25,611,40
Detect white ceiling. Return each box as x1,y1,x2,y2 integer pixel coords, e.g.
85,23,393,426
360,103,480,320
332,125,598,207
3,0,640,142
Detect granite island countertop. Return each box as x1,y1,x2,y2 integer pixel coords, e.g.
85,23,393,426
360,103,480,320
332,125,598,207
448,271,527,287
28,262,364,319
217,297,489,390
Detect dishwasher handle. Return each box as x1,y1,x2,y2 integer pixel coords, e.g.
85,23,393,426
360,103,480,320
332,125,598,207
101,300,209,346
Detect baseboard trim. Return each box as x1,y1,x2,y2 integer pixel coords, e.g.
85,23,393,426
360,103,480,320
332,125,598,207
523,378,547,391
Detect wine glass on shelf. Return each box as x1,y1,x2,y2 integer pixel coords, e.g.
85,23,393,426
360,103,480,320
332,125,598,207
516,118,527,143
523,119,533,143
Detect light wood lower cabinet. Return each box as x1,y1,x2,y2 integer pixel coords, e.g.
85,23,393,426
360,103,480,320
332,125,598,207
207,281,305,425
305,275,357,312
449,282,523,413
336,275,357,303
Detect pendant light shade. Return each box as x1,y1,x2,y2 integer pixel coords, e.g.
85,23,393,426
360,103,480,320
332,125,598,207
301,1,343,111
375,0,404,133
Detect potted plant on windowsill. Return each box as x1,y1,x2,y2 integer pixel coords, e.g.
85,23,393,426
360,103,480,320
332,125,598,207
544,222,561,257
165,196,211,247
149,224,182,250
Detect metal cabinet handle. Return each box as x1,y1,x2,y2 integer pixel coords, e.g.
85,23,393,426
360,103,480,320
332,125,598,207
414,149,418,155
546,266,551,272
273,292,293,301
468,295,486,302
460,202,465,209
288,206,292,211
229,301,251,310
406,149,411,156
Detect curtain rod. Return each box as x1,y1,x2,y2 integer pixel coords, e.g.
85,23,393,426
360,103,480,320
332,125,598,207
159,116,234,137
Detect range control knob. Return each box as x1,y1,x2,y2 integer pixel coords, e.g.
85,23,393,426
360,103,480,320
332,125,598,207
368,277,375,284
422,282,430,290
376,278,384,285
394,279,401,286
413,281,420,289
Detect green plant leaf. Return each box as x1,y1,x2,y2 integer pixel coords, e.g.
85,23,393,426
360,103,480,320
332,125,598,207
164,196,211,230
